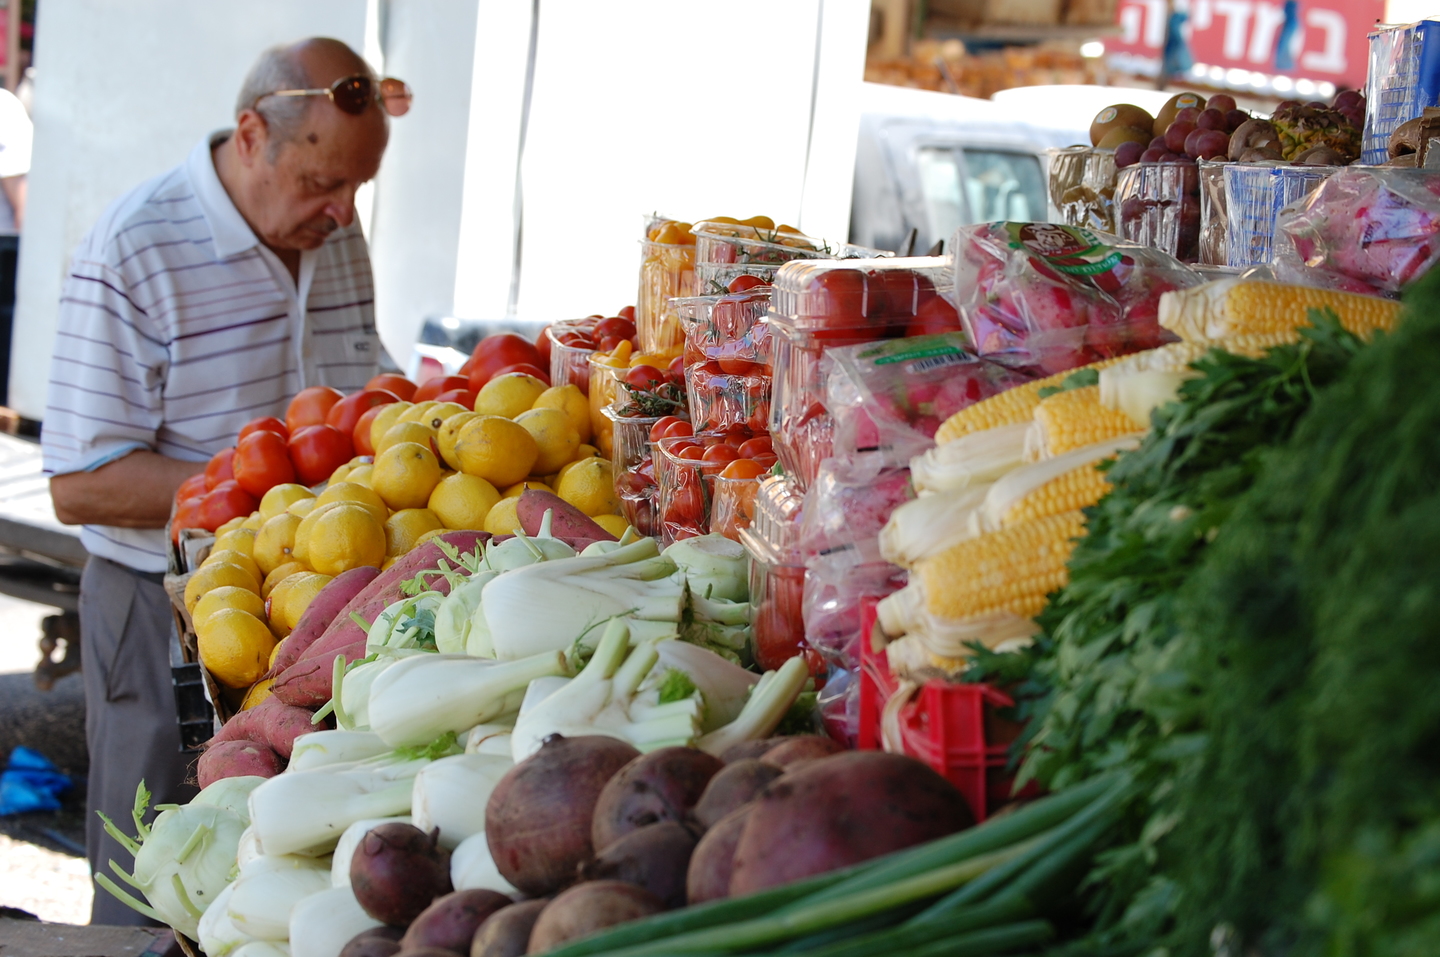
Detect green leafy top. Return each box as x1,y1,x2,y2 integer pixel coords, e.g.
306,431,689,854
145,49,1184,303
1036,366,1100,399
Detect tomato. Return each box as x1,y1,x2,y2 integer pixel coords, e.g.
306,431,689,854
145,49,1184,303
677,445,706,461
352,404,389,456
597,336,626,354
666,356,685,385
535,325,553,367
433,388,478,409
624,365,665,392
720,458,766,480
649,416,692,442
203,447,236,490
413,375,469,403
904,294,963,338
326,389,400,438
490,363,550,385
664,475,706,529
752,452,778,469
754,599,804,671
556,331,593,349
285,386,344,434
365,374,418,402
197,481,259,533
617,306,636,322
287,424,353,487
233,430,296,497
467,333,543,391
177,473,208,502
737,436,773,458
717,351,758,376
171,495,206,541
720,432,749,448
595,316,637,343
728,274,767,293
238,417,289,443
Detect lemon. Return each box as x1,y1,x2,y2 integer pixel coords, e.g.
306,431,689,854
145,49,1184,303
372,442,443,510
287,497,320,519
397,400,439,424
428,473,501,530
184,561,258,612
414,528,449,548
260,483,315,521
347,464,374,488
268,641,285,669
531,384,592,443
381,556,398,571
514,407,581,475
240,678,274,711
315,482,389,523
575,443,600,460
475,373,547,419
241,512,265,531
214,526,257,557
192,585,266,630
216,516,247,537
384,508,444,556
454,415,538,487
262,561,306,598
329,462,356,484
269,570,333,634
197,609,275,688
204,548,261,587
482,496,524,536
436,412,479,471
419,401,468,431
369,402,412,449
376,420,437,456
554,456,619,516
502,479,550,499
305,503,386,576
253,512,302,576
591,513,631,538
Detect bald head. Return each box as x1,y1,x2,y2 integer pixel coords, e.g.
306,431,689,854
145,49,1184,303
236,38,376,153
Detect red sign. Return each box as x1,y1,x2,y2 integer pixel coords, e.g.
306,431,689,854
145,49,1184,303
1108,0,1384,90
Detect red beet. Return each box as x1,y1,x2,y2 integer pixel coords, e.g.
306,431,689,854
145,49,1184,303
694,760,783,829
469,900,546,957
591,747,724,850
581,821,698,909
527,882,665,952
350,823,453,926
687,806,751,905
339,927,403,957
400,889,511,953
761,736,845,769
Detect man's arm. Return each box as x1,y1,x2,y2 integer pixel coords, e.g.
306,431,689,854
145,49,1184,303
2,174,24,231
50,450,204,528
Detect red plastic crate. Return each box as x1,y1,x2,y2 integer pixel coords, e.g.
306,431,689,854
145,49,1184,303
856,598,1028,823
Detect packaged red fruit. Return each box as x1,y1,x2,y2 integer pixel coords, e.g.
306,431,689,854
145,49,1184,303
287,424,354,487
233,430,295,497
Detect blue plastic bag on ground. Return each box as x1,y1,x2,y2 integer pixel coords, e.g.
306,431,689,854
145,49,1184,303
0,746,72,815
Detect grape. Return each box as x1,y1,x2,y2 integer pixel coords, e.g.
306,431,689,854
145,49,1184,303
1208,93,1237,113
1150,136,1167,150
1140,147,1166,163
1165,121,1196,153
1225,109,1249,132
1190,129,1230,160
1196,108,1226,131
1115,140,1145,168
1173,106,1202,127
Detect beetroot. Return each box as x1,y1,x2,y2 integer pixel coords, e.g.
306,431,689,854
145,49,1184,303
729,752,975,896
693,760,781,829
351,823,453,926
718,738,783,763
485,734,640,896
527,881,665,953
687,806,750,905
590,747,723,849
339,926,403,957
399,889,511,953
581,821,698,909
469,899,547,957
761,736,844,769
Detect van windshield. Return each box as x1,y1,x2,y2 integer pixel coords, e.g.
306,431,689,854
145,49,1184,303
916,147,1046,244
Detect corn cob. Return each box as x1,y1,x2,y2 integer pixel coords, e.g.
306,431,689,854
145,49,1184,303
1159,278,1402,343
1027,385,1144,460
1000,461,1113,526
934,356,1126,444
911,421,1029,494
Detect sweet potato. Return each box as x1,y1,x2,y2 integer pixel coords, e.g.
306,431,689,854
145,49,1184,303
469,899,546,957
271,638,368,707
267,566,381,676
207,697,324,758
517,490,616,545
196,740,282,788
399,889,511,953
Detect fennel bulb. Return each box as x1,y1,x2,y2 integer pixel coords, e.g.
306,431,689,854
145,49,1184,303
237,826,264,869
463,719,517,756
648,639,759,732
289,731,391,772
665,534,749,603
433,570,495,654
191,775,264,823
451,832,518,895
329,816,410,888
483,512,576,572
233,944,291,957
366,591,445,652
227,854,331,940
198,882,254,957
288,885,382,957
248,754,428,856
411,752,513,848
697,656,810,756
334,657,397,732
366,650,568,748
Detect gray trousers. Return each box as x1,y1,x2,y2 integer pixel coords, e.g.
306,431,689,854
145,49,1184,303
80,555,197,926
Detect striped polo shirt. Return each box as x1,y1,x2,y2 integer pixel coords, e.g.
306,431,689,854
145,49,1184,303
41,132,381,572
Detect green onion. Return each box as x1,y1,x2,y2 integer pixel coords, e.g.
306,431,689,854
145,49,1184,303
891,919,1054,957
776,898,1034,957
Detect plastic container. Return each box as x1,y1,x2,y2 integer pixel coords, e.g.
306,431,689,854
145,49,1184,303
587,355,625,459
1223,163,1336,269
1114,161,1201,263
653,431,758,544
546,321,597,394
1048,146,1118,233
637,240,696,353
711,472,762,542
1364,20,1440,166
767,256,955,487
694,221,827,268
741,525,809,673
1198,159,1228,267
677,287,774,432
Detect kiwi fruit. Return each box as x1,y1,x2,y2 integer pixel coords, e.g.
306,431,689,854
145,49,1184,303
1090,104,1156,147
1095,126,1153,150
1153,92,1207,137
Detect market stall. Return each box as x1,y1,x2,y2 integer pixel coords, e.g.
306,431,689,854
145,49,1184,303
92,16,1440,957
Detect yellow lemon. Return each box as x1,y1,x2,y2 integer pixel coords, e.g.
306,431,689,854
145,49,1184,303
241,512,265,531
554,456,619,516
329,462,356,484
197,609,275,688
191,585,266,630
371,442,443,511
575,443,600,460
347,464,374,488
514,407,581,475
531,384,592,443
591,513,631,538
269,570,333,634
428,472,501,530
376,420,437,456
414,528,449,548
253,512,302,577
436,412,479,471
397,400,439,424
384,508,445,556
454,415,538,487
482,496,524,537
203,548,261,587
268,641,285,669
262,561,307,598
259,483,315,521
214,526,257,557
240,678,274,711
369,402,412,449
381,556,398,571
316,482,389,523
418,401,468,431
287,497,320,519
502,479,550,499
475,373,547,419
305,503,386,576
183,561,258,613
216,516,247,537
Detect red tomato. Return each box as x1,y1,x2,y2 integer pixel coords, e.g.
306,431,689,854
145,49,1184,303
467,333,543,391
177,473,208,502
649,416,686,442
196,481,259,533
904,292,962,338
737,436,773,458
597,336,626,353
719,432,749,448
753,452,778,469
664,477,706,528
285,386,344,434
237,417,289,443
491,363,550,385
677,445,706,461
534,326,553,367
728,274,767,293
703,444,741,466
233,431,296,497
624,365,665,392
556,331,594,349
352,404,389,456
617,306,636,322
171,495,206,542
433,388,478,408
288,425,354,487
595,316,637,343
754,599,804,670
326,389,400,438
203,448,236,490
413,375,469,403
720,458,766,479
667,356,685,385
365,374,417,402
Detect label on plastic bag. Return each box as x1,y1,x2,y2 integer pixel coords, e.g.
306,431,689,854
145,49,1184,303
863,342,969,376
1003,223,1124,276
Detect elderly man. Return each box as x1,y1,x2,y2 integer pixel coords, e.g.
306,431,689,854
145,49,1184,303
42,37,408,924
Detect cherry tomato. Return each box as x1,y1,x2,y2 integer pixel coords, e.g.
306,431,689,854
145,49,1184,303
675,444,705,461
467,333,543,391
728,274,767,293
617,306,636,322
195,481,259,534
233,431,295,497
491,363,550,385
237,417,289,443
203,447,236,490
326,389,400,439
664,478,706,528
352,404,389,456
413,375,469,403
648,416,691,442
288,424,354,487
753,452,778,469
904,292,962,338
624,365,665,392
720,458,766,479
534,325,553,367
433,388,478,409
595,316,637,343
556,331,593,349
597,336,626,354
754,598,805,671
667,356,686,384
285,386,344,434
176,473,208,503
702,444,741,465
365,374,418,402
737,436,773,458
720,432,749,448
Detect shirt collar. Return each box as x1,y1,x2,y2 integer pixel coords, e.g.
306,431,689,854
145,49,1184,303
186,130,263,260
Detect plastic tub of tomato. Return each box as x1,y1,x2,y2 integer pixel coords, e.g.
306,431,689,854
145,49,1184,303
711,456,772,543
545,313,638,393
637,220,698,354
611,364,688,423
740,525,809,673
675,280,772,366
653,429,771,545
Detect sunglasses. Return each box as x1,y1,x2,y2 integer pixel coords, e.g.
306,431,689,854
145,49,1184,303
257,74,412,117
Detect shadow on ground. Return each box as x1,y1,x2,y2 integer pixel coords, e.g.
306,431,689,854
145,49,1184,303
0,670,88,856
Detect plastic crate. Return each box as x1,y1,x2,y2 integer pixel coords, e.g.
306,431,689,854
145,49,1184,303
856,599,1027,823
1223,163,1336,268
1364,20,1440,165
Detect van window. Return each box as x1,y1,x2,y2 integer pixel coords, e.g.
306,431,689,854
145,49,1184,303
915,146,1046,243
